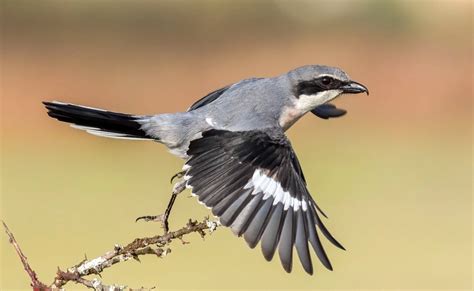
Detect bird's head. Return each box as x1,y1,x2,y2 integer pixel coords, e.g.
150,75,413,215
288,65,368,112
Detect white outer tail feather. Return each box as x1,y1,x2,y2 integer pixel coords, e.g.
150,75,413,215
44,101,152,141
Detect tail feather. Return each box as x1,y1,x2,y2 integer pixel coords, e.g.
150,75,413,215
43,101,152,140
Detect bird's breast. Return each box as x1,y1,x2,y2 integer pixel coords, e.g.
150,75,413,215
279,106,304,131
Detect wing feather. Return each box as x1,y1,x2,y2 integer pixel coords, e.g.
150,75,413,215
244,197,274,248
230,194,264,236
219,190,252,226
278,207,295,273
261,203,285,261
295,208,313,274
184,129,343,274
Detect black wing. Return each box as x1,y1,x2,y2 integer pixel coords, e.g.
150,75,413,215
184,129,344,274
311,103,347,119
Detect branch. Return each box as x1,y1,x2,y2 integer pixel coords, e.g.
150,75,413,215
3,218,220,290
2,221,48,290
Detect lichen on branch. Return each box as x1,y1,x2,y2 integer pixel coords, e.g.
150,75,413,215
2,218,220,290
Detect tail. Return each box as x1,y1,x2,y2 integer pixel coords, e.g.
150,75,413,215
43,101,153,140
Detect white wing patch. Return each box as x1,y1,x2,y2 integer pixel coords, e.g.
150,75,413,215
244,168,308,211
205,117,216,126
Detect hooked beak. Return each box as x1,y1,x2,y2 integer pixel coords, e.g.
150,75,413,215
341,80,369,95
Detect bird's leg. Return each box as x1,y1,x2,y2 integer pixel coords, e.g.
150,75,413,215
162,180,186,232
135,179,187,233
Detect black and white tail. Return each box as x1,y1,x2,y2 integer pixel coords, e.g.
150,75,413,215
43,101,152,140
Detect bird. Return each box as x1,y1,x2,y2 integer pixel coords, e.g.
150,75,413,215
43,64,368,275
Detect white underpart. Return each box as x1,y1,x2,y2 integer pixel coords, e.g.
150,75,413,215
295,89,343,112
244,168,308,211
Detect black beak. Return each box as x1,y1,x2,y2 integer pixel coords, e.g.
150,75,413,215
341,80,369,95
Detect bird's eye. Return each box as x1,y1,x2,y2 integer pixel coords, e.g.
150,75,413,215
321,77,332,86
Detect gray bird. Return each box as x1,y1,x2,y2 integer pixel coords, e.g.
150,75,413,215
43,64,368,275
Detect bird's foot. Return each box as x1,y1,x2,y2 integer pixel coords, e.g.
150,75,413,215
135,179,187,234
135,214,165,223
135,214,170,233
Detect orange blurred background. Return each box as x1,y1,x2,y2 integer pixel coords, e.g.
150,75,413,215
1,0,472,290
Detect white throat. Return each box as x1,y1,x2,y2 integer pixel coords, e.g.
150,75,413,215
278,89,344,131
295,89,343,112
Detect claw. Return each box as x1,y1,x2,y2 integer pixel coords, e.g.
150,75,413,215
135,214,164,223
170,170,186,184
137,179,187,234
135,214,169,233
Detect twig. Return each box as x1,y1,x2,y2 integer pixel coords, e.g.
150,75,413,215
2,221,48,290
2,218,220,290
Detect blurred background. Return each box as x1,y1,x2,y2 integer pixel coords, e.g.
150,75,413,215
1,0,472,290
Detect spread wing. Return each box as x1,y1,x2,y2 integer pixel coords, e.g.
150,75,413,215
184,129,344,274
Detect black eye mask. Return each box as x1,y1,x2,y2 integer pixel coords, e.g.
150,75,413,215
295,77,344,96
311,103,347,119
